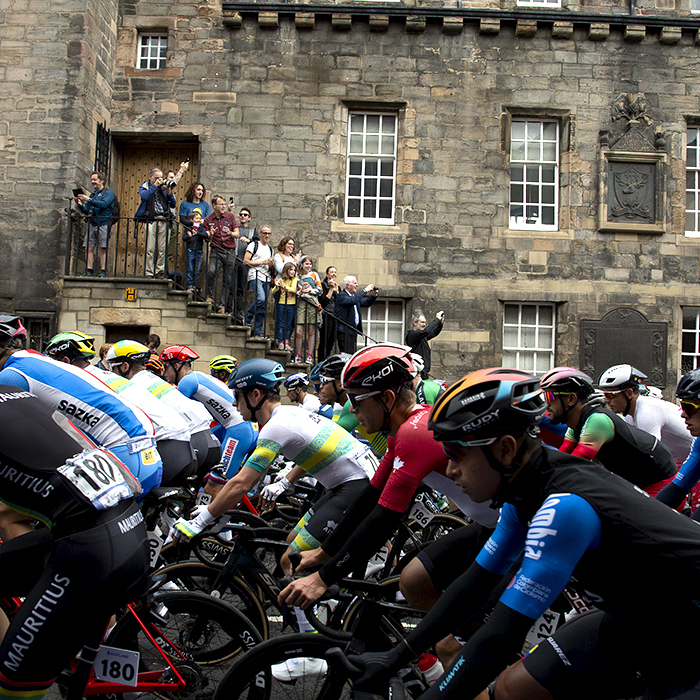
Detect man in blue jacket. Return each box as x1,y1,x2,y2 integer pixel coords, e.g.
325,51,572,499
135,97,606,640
135,167,177,279
335,275,378,353
74,171,115,278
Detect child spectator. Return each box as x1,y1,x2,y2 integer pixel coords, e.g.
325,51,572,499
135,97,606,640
183,208,209,292
294,256,322,364
275,261,298,352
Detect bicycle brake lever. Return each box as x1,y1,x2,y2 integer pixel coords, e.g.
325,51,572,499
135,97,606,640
326,646,363,677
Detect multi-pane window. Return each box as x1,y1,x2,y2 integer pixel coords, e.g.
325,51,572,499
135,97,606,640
686,127,700,236
359,299,405,347
682,307,700,373
509,120,559,231
692,0,700,12
24,316,53,353
138,34,168,70
345,113,397,225
502,303,555,376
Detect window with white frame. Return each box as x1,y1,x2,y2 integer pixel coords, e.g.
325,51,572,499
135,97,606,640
682,307,700,373
138,34,168,70
517,0,561,6
345,113,397,225
692,0,700,12
509,119,559,231
686,127,700,236
502,302,555,376
359,299,405,347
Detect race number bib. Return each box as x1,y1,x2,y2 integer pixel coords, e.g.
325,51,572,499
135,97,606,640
409,500,435,528
58,449,133,510
94,645,140,687
525,609,561,648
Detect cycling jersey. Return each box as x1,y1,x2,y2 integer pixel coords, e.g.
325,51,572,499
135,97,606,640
300,393,322,413
335,400,388,456
560,403,677,490
415,379,444,405
175,371,256,477
0,387,149,694
0,352,162,494
404,448,700,700
129,368,211,433
625,394,693,463
244,405,373,489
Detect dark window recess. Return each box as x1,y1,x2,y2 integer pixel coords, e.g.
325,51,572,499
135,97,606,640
95,122,111,177
104,325,151,346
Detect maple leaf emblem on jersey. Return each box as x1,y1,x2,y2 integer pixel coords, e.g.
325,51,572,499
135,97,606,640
392,456,404,472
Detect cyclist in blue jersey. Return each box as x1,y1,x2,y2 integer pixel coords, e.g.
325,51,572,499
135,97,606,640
350,368,700,700
0,323,162,496
161,344,256,478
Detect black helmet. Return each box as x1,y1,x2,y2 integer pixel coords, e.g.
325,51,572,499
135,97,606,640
428,367,546,446
0,316,27,347
317,353,351,380
677,369,700,402
284,373,309,391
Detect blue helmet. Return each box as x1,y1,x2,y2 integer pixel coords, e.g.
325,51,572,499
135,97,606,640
284,372,309,391
309,362,324,382
227,358,285,392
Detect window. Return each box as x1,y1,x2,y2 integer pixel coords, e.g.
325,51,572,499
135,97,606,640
345,113,397,225
138,34,168,70
517,0,561,6
359,299,405,347
692,0,700,12
25,316,53,353
682,307,700,372
686,127,700,236
509,120,559,231
502,302,555,376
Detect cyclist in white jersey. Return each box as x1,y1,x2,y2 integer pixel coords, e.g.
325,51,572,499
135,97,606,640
161,345,256,478
106,341,221,476
599,363,692,463
0,325,162,495
45,332,197,487
284,372,322,413
173,358,376,563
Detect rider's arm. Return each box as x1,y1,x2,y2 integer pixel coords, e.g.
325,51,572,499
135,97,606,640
207,465,264,517
567,412,615,462
657,436,700,509
0,368,30,391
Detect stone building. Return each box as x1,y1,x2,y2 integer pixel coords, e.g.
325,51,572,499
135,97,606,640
3,0,700,385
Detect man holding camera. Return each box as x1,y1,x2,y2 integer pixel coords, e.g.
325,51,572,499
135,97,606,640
405,310,445,380
204,195,240,315
135,167,177,279
335,275,378,354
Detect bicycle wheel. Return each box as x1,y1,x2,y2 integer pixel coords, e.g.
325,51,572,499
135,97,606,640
108,590,262,699
155,560,269,639
214,633,351,700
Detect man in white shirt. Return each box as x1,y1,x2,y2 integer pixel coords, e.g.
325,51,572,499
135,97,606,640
244,225,273,338
284,372,321,413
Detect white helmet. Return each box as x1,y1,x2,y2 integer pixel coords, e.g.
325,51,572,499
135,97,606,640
598,364,647,391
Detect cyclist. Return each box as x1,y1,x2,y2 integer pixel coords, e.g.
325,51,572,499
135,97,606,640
349,367,700,700
144,353,165,378
410,353,446,405
161,344,255,478
0,387,149,697
209,353,238,384
45,334,199,488
309,361,334,419
0,324,163,495
279,345,498,619
540,366,677,495
598,363,692,464
284,372,321,413
657,367,700,519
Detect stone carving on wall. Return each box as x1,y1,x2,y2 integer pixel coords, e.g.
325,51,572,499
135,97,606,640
580,307,667,387
597,93,667,235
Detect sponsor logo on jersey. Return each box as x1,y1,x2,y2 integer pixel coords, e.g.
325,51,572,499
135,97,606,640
0,462,54,498
0,390,35,403
57,399,102,428
206,397,231,421
117,509,144,534
524,496,560,561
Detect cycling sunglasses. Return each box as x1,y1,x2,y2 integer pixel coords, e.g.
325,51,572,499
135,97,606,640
347,390,381,410
680,400,700,417
442,437,498,461
544,391,570,403
319,376,335,385
603,390,624,400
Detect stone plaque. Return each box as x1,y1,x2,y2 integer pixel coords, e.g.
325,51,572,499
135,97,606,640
580,308,667,387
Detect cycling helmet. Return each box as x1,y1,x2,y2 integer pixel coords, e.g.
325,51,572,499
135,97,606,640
676,369,700,402
45,331,96,361
309,362,324,383
540,367,596,398
341,344,416,390
284,372,309,391
317,353,351,380
209,354,238,374
428,368,546,446
227,358,285,392
0,315,27,343
144,353,165,376
160,345,200,364
106,340,151,365
598,364,647,391
410,353,425,375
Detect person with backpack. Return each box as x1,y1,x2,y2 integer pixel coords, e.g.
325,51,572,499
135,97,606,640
73,171,115,278
244,226,274,338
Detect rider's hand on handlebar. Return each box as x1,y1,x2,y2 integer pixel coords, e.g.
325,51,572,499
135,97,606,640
349,642,415,692
172,507,215,541
260,476,293,511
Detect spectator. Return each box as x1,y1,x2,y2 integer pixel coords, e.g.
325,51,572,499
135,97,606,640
335,275,378,354
294,256,322,365
179,182,211,225
135,167,176,279
275,261,298,352
273,237,303,279
96,342,113,370
204,195,239,315
74,171,115,278
182,208,209,293
233,207,256,323
318,265,339,361
405,310,445,379
146,334,161,353
244,225,274,338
